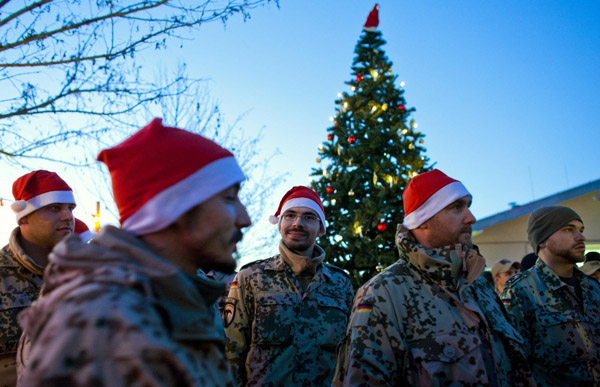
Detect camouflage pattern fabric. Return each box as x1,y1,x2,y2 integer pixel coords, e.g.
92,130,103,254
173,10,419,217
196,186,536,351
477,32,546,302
207,271,237,319
17,225,234,386
334,225,533,386
0,228,44,387
225,250,353,386
501,259,600,386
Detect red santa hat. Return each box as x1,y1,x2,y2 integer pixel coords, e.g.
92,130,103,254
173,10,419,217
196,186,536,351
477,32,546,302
97,118,245,235
75,218,94,243
269,186,326,231
363,4,379,32
11,170,76,222
402,169,471,230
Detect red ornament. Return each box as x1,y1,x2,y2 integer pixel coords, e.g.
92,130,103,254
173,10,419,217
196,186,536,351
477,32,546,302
326,186,334,194
347,135,357,144
327,134,334,141
398,104,405,111
356,75,364,83
377,222,387,232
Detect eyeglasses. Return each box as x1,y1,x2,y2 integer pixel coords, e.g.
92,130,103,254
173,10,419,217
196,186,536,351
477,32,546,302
282,212,320,223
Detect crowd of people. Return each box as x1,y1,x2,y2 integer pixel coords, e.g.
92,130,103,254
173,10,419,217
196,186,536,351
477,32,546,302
1,118,599,386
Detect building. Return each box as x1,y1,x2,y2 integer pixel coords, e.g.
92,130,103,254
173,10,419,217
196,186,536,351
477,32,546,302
472,178,600,268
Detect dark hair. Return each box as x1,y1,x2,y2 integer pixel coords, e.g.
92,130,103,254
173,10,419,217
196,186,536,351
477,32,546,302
520,253,537,272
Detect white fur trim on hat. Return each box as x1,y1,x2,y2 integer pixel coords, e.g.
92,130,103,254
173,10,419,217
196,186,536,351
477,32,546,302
12,191,76,222
402,181,470,230
273,197,327,231
122,157,245,235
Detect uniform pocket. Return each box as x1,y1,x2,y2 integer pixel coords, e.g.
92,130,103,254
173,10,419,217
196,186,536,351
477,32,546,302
0,273,36,356
314,297,349,348
407,331,487,383
253,292,296,345
537,310,588,366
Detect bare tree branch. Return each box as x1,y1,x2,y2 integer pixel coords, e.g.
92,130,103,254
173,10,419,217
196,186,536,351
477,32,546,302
0,0,277,165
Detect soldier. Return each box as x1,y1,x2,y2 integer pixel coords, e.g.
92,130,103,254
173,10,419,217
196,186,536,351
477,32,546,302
334,169,533,386
225,186,353,386
492,259,520,293
17,118,251,386
0,170,76,386
501,206,600,385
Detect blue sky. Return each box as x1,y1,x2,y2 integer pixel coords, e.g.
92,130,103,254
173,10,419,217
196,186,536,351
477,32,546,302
179,0,600,221
1,1,599,264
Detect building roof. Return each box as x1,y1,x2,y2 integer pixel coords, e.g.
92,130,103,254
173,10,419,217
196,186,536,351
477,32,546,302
473,178,600,231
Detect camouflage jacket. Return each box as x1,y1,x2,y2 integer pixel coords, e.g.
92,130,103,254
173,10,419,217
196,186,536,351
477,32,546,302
501,259,600,386
207,270,237,320
224,245,353,386
17,225,234,387
0,228,44,387
334,225,533,386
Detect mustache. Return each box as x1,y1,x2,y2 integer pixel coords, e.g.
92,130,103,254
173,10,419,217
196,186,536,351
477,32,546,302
286,227,307,234
461,226,472,233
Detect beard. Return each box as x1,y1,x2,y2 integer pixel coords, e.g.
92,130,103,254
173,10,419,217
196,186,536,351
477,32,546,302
546,239,586,263
198,230,243,275
206,258,237,274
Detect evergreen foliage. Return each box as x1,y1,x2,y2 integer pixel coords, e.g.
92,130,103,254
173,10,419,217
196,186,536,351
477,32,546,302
311,27,430,290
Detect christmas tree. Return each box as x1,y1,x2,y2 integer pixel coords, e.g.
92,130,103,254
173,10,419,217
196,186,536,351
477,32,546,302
310,4,430,290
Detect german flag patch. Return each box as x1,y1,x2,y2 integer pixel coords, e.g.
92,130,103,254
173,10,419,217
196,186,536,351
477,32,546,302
356,302,373,313
230,281,239,289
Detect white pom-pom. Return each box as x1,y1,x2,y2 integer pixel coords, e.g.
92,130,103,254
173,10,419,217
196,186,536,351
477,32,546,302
268,215,279,225
11,200,27,213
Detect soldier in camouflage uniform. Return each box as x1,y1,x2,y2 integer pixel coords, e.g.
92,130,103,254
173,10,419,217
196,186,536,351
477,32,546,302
501,206,600,386
0,170,76,387
225,186,353,386
17,118,251,386
334,169,533,386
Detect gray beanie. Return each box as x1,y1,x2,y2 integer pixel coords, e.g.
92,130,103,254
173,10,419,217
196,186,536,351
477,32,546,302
527,206,582,253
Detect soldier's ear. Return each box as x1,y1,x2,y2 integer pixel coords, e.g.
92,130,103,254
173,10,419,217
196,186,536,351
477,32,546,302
317,225,325,237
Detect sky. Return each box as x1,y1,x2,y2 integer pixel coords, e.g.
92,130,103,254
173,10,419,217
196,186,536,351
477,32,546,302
1,0,599,266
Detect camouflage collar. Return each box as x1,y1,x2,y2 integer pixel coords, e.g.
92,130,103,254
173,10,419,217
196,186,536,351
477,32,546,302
45,226,224,342
395,225,485,288
534,258,584,291
265,250,332,281
9,227,45,275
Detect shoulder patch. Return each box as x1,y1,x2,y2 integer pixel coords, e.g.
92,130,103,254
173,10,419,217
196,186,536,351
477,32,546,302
504,271,530,287
223,298,236,327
